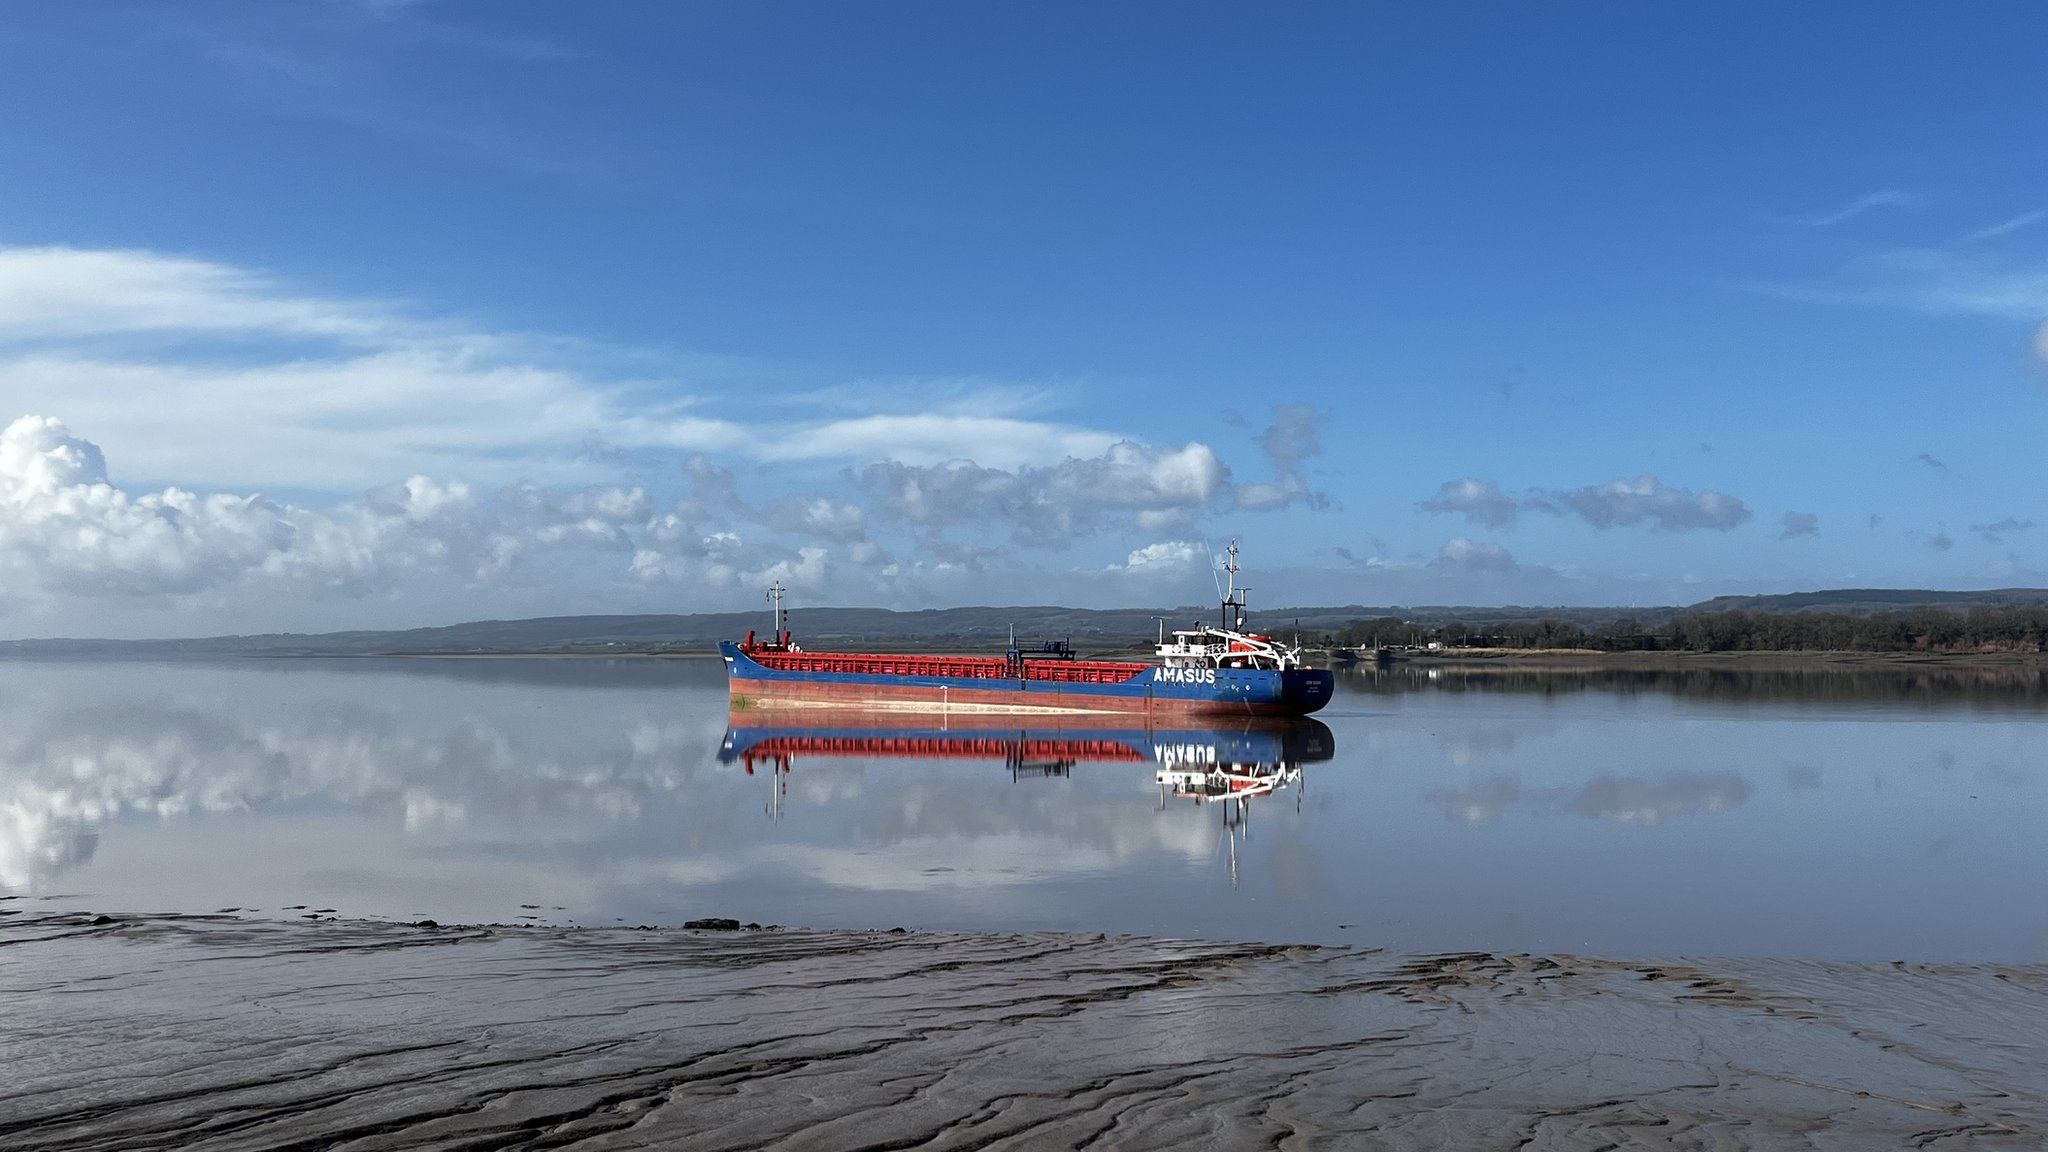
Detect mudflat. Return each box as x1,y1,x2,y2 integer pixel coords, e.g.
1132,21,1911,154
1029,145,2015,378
3,913,2043,1150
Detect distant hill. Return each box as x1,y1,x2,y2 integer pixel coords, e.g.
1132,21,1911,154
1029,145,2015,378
0,602,1662,658
0,605,1353,658
8,589,2044,657
1684,588,2048,615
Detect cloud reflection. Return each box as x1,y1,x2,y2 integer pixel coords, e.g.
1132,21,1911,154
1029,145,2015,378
0,669,1316,904
1429,771,1753,827
0,694,723,890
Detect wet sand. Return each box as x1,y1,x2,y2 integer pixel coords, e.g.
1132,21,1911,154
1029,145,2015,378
3,915,2045,1149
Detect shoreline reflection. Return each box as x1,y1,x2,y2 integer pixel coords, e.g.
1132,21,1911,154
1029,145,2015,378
1341,663,2048,710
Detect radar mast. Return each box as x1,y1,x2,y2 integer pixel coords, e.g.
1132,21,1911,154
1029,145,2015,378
1220,540,1249,630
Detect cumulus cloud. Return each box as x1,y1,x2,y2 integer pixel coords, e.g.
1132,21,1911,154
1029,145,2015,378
857,440,1229,546
1551,475,1749,532
1973,518,2036,544
760,497,868,542
1419,478,1523,530
1778,511,1820,539
1430,538,1518,574
627,525,828,593
0,244,1356,626
0,414,845,602
1234,405,1331,512
0,415,293,595
1110,540,1201,574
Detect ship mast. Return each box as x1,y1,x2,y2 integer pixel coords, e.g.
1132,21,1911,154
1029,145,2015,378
767,581,786,639
1219,540,1248,630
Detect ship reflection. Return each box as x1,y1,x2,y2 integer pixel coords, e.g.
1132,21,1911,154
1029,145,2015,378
717,711,1335,882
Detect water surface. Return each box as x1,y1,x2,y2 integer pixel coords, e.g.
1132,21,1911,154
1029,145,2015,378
3,657,2044,961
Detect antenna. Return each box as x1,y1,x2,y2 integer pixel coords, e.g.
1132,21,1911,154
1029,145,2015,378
1219,539,1248,630
767,581,786,638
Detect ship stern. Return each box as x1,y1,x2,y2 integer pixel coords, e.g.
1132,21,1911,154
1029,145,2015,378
1281,668,1335,715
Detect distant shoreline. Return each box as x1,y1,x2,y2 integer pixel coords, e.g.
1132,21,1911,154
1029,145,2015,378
323,647,2048,670
1373,648,2048,671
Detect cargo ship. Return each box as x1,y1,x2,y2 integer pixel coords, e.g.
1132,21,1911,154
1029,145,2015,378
721,542,1334,716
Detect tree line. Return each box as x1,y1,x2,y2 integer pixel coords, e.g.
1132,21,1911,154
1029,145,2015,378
1326,606,2048,654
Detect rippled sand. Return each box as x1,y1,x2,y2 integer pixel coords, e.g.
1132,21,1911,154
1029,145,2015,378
3,914,2045,1149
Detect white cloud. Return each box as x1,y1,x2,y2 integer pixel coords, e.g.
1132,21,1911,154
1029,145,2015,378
0,309,737,491
1111,540,1201,574
1431,538,1518,574
1234,405,1331,512
1419,477,1523,530
630,532,833,595
858,440,1230,545
0,415,293,596
758,414,1119,471
0,244,1197,490
1553,475,1750,532
0,244,1350,628
0,410,1294,624
760,497,868,542
0,245,403,343
0,414,753,601
2,347,744,489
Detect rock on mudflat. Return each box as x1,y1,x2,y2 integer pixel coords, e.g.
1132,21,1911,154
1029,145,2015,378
0,914,2044,1150
682,916,742,930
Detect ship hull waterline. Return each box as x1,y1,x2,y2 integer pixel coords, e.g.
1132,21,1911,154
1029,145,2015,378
721,641,1334,718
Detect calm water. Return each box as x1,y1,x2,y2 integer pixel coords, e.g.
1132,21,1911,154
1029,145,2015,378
3,657,2045,962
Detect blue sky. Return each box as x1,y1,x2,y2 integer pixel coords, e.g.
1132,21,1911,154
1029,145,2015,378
1,2,2045,636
